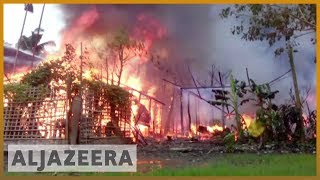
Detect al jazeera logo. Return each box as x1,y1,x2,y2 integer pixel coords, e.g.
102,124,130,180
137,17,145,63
8,145,137,172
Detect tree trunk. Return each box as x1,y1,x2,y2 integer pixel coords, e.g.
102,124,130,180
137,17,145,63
117,48,124,86
187,93,192,133
117,62,123,86
288,45,305,142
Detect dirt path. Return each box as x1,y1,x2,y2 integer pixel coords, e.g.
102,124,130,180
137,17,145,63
136,139,225,172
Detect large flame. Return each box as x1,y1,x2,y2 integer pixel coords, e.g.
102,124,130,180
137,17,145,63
4,7,260,142
4,10,169,141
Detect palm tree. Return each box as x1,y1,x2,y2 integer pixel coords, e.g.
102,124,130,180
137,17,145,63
16,28,56,57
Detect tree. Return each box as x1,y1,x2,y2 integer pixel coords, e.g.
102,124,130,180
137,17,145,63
109,27,144,86
230,74,241,133
16,28,56,56
220,4,316,141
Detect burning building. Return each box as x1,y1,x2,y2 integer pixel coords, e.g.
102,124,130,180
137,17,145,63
3,4,316,144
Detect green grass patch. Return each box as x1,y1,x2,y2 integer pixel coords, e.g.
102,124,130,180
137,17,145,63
148,153,316,176
6,153,316,176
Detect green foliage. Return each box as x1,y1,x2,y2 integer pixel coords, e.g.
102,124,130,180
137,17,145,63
230,74,238,102
250,80,279,101
4,83,49,102
240,79,279,108
104,85,131,107
230,74,241,132
255,109,281,134
110,28,137,49
269,109,284,137
109,27,145,85
5,42,131,110
220,4,316,55
223,132,236,152
233,79,283,141
21,65,52,86
109,27,145,59
19,44,77,90
278,104,304,141
85,80,132,108
221,5,310,142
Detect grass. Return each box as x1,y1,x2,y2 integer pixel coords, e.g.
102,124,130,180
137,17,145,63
148,153,316,176
6,153,316,176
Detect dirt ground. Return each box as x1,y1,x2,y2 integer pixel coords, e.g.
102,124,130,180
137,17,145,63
137,138,238,172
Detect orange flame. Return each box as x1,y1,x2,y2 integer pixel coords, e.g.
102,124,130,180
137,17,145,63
4,10,170,141
242,114,254,128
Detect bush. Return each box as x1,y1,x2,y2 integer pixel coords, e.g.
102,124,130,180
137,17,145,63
223,132,236,152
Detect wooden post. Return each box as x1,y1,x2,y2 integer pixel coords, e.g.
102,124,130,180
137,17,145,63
195,98,199,136
211,64,214,86
65,74,71,143
288,44,304,141
306,100,311,117
166,89,175,134
187,93,192,133
246,67,251,86
70,96,82,145
180,88,184,135
175,116,177,135
149,99,154,135
80,42,85,143
159,106,163,136
218,72,225,128
80,42,83,96
188,65,201,98
210,65,214,125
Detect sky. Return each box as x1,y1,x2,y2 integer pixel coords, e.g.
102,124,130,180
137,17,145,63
4,4,64,49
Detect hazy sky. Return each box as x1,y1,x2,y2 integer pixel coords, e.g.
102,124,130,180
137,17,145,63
4,4,64,48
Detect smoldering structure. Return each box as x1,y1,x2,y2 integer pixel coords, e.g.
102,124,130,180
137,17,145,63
4,5,316,142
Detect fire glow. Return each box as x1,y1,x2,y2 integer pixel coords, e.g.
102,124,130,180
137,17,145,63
4,9,168,141
4,6,263,142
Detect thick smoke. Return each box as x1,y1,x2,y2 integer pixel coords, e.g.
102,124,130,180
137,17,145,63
58,5,216,85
